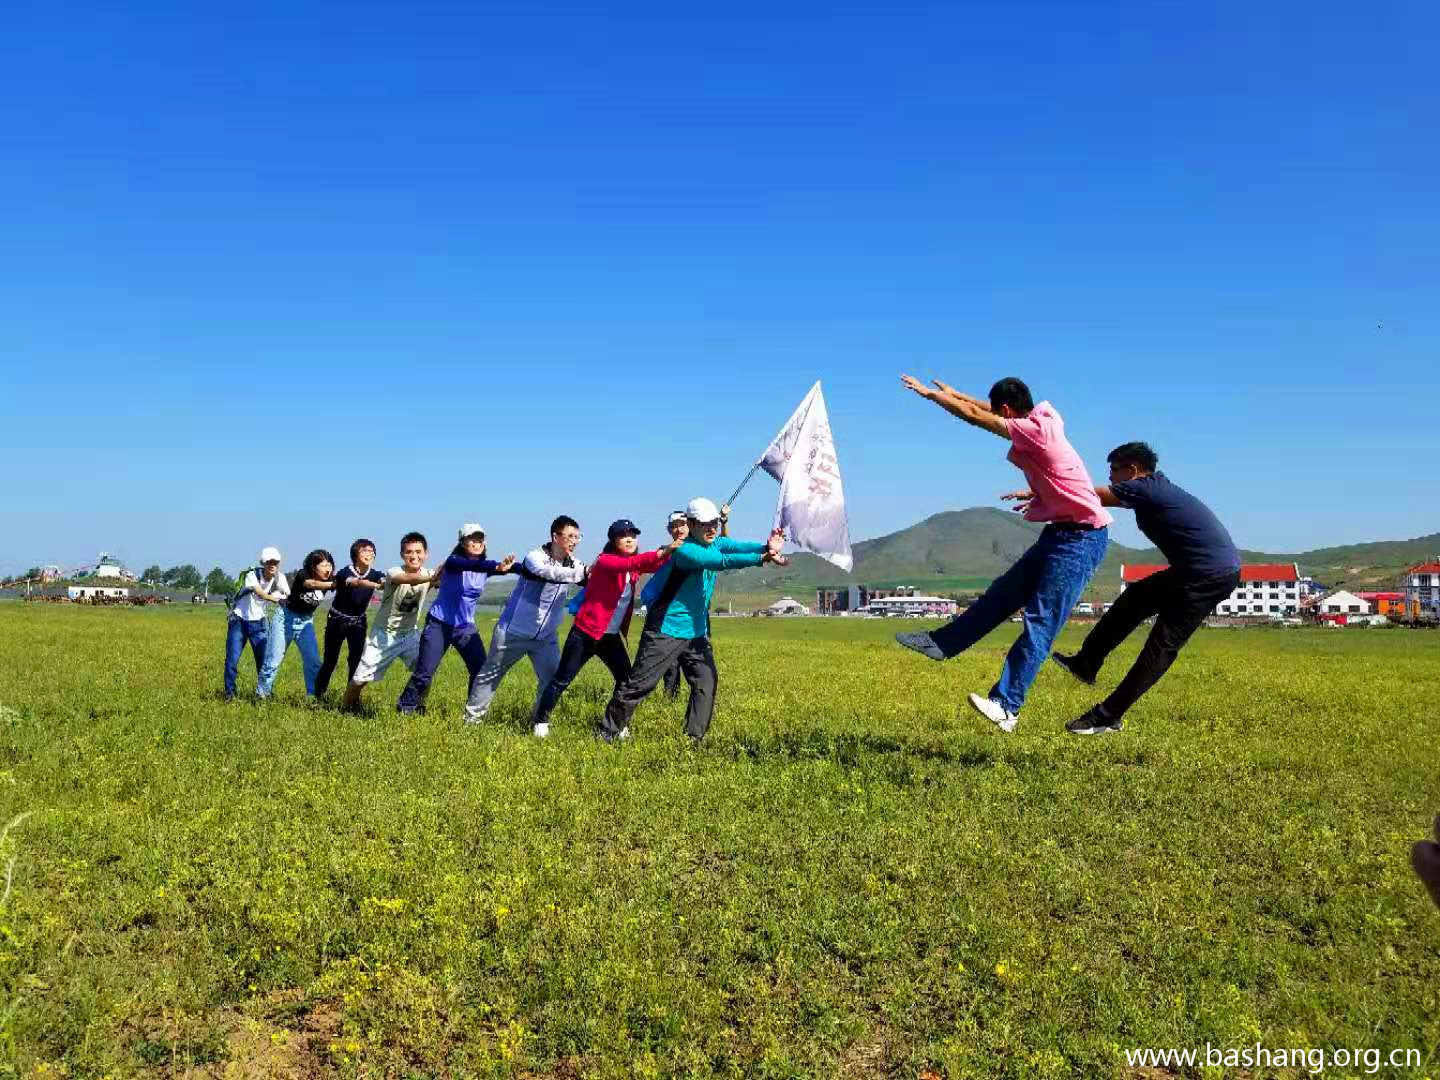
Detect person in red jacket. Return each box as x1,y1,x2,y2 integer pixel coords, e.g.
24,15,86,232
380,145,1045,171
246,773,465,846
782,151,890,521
529,519,681,738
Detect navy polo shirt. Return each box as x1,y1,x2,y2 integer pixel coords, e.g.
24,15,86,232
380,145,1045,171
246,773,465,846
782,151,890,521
1111,472,1240,580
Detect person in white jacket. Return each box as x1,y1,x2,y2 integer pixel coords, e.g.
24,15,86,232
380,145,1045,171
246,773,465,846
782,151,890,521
462,515,587,724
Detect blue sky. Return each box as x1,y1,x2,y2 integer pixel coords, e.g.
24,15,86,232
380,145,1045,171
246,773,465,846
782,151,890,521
3,0,1437,575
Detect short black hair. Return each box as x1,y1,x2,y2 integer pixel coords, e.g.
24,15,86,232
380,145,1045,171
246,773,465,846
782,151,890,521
1107,441,1159,473
400,531,428,551
302,548,335,574
988,377,1034,415
349,538,376,561
550,515,579,536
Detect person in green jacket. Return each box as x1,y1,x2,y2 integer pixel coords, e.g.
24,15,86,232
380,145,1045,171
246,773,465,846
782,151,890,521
599,497,787,742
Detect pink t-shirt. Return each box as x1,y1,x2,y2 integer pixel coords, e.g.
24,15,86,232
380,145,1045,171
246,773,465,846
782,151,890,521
1005,401,1113,528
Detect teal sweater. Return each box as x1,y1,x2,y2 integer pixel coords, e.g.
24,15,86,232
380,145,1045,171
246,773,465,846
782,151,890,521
651,536,768,639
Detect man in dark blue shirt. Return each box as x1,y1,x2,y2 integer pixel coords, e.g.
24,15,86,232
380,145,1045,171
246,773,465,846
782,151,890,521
1051,442,1241,734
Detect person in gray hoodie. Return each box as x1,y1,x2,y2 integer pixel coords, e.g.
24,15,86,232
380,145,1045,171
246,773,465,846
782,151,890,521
462,515,587,724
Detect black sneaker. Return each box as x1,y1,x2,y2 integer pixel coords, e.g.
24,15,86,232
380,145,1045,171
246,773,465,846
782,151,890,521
1065,709,1123,735
1051,652,1096,685
894,631,946,661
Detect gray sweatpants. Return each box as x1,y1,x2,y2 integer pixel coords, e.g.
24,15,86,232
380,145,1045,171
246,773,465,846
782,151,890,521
602,630,717,740
463,624,561,723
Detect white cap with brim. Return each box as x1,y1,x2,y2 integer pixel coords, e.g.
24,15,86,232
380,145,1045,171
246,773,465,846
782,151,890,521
667,510,688,526
686,497,721,523
259,546,282,564
458,523,485,539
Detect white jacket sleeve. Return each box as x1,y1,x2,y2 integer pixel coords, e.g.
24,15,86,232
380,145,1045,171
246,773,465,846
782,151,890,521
521,547,587,584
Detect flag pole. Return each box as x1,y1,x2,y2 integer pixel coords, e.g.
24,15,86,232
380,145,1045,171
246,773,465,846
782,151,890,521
726,463,763,508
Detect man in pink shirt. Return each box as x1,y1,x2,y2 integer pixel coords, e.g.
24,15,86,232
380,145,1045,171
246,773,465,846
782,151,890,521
895,374,1111,732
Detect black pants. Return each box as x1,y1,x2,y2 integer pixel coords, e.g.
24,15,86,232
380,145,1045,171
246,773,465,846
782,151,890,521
1069,568,1240,720
315,610,367,698
603,630,718,740
662,654,682,699
533,627,633,726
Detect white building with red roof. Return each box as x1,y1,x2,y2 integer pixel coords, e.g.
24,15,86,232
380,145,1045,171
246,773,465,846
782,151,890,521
1119,562,1302,617
1406,559,1440,619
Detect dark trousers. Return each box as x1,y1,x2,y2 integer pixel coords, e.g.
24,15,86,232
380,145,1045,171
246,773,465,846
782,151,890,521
662,655,682,699
397,616,487,713
532,627,633,726
315,611,367,698
603,630,718,740
223,616,268,696
1069,568,1240,720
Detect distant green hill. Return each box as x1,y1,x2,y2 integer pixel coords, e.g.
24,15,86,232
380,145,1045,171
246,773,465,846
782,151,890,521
715,510,1439,608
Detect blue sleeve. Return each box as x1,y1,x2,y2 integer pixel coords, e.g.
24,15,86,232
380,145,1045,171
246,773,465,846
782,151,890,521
640,566,668,607
715,536,768,555
567,587,585,615
674,544,763,573
446,554,504,574
1109,480,1146,509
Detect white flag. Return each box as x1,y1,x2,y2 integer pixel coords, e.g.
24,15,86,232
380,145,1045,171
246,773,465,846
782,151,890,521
757,382,853,572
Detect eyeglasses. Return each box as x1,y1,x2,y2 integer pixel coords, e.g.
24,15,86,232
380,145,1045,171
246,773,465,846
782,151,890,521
696,520,720,529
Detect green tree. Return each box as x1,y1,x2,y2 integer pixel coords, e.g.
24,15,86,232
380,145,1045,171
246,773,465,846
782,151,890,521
204,567,232,596
141,564,163,584
166,565,202,591
22,567,43,581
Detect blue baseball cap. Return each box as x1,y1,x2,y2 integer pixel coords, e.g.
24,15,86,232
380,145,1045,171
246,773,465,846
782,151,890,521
607,518,642,540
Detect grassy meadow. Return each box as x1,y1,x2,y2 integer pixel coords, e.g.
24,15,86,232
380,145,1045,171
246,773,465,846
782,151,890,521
0,604,1437,1078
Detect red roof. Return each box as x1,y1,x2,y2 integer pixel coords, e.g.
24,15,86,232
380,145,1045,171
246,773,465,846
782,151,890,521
1121,562,1298,584
1239,564,1299,582
1355,591,1404,601
1411,561,1440,574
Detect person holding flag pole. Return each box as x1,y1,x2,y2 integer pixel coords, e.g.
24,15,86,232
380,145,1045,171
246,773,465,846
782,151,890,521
894,374,1110,733
599,498,787,743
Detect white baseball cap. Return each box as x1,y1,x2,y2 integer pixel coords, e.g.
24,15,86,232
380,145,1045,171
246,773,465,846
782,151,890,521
259,546,282,564
458,523,485,539
667,510,688,526
686,497,721,523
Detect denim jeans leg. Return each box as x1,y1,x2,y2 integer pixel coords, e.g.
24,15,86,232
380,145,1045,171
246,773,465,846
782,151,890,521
257,609,289,696
245,618,268,682
224,617,245,696
296,616,321,695
991,527,1108,713
927,543,1042,658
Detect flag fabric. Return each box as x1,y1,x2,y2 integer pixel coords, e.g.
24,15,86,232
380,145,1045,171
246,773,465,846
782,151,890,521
757,382,853,572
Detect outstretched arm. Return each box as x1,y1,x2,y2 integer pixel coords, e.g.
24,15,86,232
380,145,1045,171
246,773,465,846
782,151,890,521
901,374,1010,439
1093,486,1124,508
518,549,587,584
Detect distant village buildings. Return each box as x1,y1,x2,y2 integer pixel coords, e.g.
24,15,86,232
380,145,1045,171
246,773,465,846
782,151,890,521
1122,563,1302,617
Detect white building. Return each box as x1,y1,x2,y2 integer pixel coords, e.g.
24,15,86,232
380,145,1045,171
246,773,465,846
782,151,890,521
89,553,137,581
763,596,811,616
1121,563,1302,617
865,594,959,618
68,586,130,600
1319,590,1372,616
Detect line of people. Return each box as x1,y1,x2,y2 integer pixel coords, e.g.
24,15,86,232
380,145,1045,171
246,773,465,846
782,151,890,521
222,499,789,742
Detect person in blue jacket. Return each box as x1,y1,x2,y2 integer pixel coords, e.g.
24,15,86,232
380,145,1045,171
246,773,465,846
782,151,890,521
600,497,785,743
396,523,515,713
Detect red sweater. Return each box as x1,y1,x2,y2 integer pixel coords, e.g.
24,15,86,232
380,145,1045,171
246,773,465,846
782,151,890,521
573,549,670,640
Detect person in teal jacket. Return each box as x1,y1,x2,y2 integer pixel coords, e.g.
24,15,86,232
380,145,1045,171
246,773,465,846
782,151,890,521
600,497,786,742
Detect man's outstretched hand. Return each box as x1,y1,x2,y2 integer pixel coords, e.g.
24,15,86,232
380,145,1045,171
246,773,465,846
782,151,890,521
1001,490,1034,512
900,374,935,400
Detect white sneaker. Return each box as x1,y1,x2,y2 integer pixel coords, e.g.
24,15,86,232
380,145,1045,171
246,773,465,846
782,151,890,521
967,692,1018,733
617,726,631,740
533,722,550,739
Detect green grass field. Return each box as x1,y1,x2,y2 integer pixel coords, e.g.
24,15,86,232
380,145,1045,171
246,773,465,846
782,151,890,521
1,605,1437,1078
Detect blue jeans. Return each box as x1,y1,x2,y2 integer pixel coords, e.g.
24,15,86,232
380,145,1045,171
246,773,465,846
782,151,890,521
396,616,487,713
258,609,321,697
223,616,269,697
928,524,1108,713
